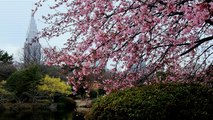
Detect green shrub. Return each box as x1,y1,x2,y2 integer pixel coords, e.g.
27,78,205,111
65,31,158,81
6,65,42,96
89,88,106,99
156,71,167,81
58,96,76,110
87,83,213,120
0,80,15,103
0,80,12,95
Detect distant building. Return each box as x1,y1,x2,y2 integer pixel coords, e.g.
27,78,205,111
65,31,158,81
130,61,146,73
24,15,41,65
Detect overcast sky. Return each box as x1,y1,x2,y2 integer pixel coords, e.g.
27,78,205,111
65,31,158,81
0,0,67,61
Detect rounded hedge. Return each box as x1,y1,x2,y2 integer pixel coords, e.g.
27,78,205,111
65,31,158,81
86,83,213,120
6,65,42,96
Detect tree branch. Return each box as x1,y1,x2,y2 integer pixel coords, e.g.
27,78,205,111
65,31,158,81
205,19,213,26
153,36,213,50
180,36,213,56
168,12,184,16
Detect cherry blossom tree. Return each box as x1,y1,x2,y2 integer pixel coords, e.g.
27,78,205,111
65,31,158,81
35,0,213,92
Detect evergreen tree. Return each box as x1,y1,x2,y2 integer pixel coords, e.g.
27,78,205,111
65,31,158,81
0,50,13,63
0,50,16,80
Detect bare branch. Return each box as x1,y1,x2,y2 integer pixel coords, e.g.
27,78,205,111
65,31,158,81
180,36,213,56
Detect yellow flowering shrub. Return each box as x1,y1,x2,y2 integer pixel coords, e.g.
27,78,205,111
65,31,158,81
38,75,71,95
0,80,8,94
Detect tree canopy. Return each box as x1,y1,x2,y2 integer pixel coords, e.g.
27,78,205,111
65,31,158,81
0,50,13,63
35,0,213,92
0,50,15,80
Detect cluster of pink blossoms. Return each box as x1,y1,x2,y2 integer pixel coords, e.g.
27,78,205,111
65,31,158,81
36,0,213,93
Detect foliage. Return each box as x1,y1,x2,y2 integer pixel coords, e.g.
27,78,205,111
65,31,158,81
35,0,213,92
0,81,7,93
0,80,14,103
72,111,85,120
156,71,167,81
0,63,16,80
0,80,6,87
0,80,12,95
5,65,42,96
37,75,71,96
197,64,213,84
86,83,213,120
19,64,68,80
0,50,16,80
0,50,13,63
88,88,106,99
70,69,112,96
57,96,76,110
39,65,68,80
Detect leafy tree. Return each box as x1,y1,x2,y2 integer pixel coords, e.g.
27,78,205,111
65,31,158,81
35,0,213,92
0,50,13,63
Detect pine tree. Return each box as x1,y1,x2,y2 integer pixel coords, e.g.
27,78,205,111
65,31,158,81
0,50,16,80
0,50,13,63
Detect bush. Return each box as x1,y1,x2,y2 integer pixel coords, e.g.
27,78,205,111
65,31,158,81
0,63,16,80
89,88,106,99
37,75,71,96
6,65,42,96
87,83,213,120
156,71,167,81
58,96,76,110
0,80,14,103
0,80,10,95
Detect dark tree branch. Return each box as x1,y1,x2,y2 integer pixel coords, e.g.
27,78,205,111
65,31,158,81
158,1,167,5
177,0,193,6
180,36,213,56
205,0,212,3
205,19,213,25
153,36,213,50
168,12,184,16
153,43,189,49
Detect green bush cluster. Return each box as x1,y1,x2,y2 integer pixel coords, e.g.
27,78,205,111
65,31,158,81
0,80,10,95
6,65,42,96
0,80,14,102
87,83,213,120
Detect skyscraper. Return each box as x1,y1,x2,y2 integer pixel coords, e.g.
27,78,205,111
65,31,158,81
24,15,41,65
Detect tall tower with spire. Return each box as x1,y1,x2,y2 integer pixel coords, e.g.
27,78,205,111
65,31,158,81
24,15,41,65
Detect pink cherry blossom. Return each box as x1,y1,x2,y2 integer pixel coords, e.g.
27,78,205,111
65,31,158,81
35,0,213,92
